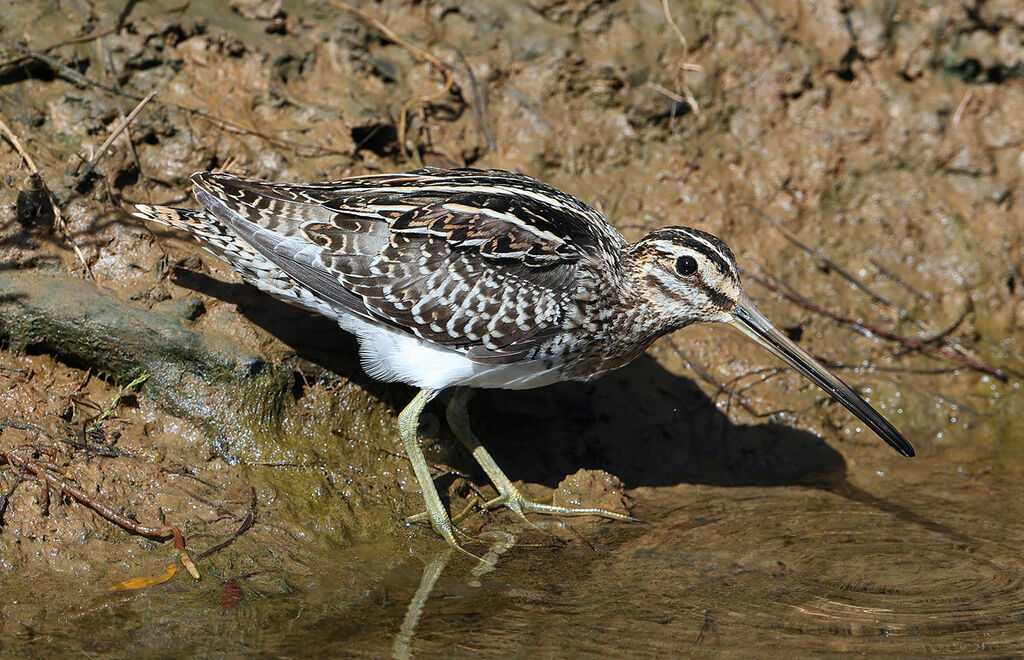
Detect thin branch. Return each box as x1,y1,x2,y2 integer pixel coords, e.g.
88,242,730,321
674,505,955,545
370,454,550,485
825,363,963,376
75,88,157,182
194,488,257,561
1,39,347,158
325,0,458,157
1,450,199,579
0,459,29,527
914,303,970,344
0,111,95,279
0,113,39,171
99,38,147,196
748,205,994,367
868,257,929,301
746,270,1008,380
0,421,135,458
668,340,788,418
0,0,189,61
952,89,973,125
446,45,495,153
647,81,686,103
747,203,897,309
660,0,702,115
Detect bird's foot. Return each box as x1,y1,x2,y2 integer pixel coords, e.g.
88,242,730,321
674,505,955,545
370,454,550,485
405,501,488,560
483,483,640,523
405,498,478,528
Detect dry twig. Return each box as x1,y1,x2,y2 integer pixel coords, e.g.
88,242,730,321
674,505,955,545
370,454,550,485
661,0,702,116
747,203,897,308
2,39,347,158
867,257,930,302
749,205,999,372
746,270,1008,380
952,89,973,126
668,340,790,418
326,0,458,157
76,90,156,182
0,111,95,279
195,487,257,561
0,421,134,458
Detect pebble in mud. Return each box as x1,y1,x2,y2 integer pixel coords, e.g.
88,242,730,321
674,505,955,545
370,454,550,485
552,468,632,520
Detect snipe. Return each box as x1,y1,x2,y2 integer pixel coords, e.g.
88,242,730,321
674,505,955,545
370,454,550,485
134,167,913,549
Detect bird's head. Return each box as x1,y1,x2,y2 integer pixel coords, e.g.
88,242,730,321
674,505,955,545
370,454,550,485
627,226,743,328
627,225,915,458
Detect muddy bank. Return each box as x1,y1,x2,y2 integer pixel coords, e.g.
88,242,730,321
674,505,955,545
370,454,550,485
0,269,294,444
1,0,1023,654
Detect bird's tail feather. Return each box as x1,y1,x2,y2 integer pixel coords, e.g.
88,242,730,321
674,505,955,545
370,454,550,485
132,204,208,233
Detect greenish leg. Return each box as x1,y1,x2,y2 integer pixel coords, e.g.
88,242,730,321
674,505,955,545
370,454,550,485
399,388,460,547
446,387,637,522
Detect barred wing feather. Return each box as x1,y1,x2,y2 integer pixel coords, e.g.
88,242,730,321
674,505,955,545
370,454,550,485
189,168,627,362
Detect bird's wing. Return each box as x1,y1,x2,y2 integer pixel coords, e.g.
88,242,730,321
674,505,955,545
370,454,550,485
189,168,627,361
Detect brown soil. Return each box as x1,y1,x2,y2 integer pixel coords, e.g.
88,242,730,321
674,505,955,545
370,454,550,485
0,0,1022,654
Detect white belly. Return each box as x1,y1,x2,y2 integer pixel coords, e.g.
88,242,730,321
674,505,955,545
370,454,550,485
352,320,566,391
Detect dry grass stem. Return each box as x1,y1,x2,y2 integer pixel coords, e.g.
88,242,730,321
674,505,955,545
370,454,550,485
78,89,157,181
326,0,458,158
0,111,95,279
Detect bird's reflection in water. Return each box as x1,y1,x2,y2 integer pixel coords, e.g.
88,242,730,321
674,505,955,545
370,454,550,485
391,551,448,660
391,532,516,660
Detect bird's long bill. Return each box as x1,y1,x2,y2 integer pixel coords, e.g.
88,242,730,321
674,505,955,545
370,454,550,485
728,295,915,457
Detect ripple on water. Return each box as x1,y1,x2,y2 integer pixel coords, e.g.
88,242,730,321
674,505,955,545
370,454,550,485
615,486,1024,655
423,483,1024,656
731,510,1024,651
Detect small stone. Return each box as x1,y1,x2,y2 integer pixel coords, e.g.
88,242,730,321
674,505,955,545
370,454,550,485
551,468,631,518
230,0,280,21
153,296,205,321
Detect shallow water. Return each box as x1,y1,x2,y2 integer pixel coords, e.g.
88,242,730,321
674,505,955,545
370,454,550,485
8,448,1024,657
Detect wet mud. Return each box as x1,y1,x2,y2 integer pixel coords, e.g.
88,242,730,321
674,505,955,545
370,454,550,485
1,0,1022,655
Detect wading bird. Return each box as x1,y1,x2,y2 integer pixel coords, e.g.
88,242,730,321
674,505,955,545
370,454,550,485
135,167,914,549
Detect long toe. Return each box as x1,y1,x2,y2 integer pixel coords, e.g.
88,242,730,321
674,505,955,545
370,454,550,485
486,486,639,522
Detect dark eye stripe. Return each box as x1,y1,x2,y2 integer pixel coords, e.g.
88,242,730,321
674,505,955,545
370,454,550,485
644,227,737,280
676,237,733,278
695,271,735,310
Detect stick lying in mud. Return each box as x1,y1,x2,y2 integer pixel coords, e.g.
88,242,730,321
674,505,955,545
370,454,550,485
748,203,993,367
326,0,459,157
746,270,1008,381
74,89,157,183
668,340,791,419
194,487,257,561
0,421,135,458
1,39,346,159
0,449,200,580
747,203,897,308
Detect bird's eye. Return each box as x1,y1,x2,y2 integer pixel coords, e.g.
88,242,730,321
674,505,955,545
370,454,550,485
675,256,698,276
